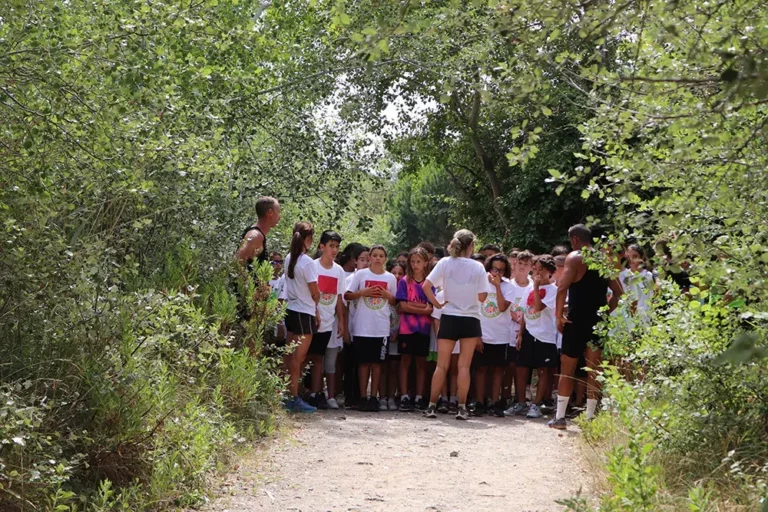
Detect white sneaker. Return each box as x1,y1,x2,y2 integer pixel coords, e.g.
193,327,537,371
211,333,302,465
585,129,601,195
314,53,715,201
504,402,527,416
526,404,543,418
327,398,339,410
387,397,397,411
335,394,345,408
379,399,388,411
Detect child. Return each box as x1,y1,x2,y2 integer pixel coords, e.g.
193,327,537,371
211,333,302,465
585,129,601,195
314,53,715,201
344,245,396,412
282,222,320,413
341,245,370,409
382,262,406,410
475,254,514,417
620,244,655,323
515,254,559,419
430,290,460,413
306,231,346,410
503,251,533,415
396,248,434,412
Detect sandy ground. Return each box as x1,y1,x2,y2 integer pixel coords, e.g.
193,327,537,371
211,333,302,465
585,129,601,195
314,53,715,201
202,409,591,512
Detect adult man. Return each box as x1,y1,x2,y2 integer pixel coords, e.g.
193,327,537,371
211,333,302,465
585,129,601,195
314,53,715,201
236,196,281,271
549,224,622,430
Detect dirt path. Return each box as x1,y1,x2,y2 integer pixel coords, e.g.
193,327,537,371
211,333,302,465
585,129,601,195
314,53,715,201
204,409,591,512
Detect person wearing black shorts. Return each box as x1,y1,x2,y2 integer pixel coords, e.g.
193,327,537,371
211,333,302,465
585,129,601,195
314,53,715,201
282,222,320,413
422,230,489,420
516,255,560,419
475,254,515,417
550,225,622,430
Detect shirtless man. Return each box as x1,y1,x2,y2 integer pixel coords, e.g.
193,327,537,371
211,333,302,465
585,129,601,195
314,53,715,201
236,196,281,271
549,224,622,430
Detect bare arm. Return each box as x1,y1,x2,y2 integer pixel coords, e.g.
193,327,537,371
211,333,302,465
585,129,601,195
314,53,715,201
235,230,264,263
607,278,623,314
423,279,445,309
308,282,320,304
398,302,433,315
335,297,345,338
556,252,580,333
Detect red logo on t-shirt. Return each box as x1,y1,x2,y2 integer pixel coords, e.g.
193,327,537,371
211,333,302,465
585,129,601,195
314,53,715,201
527,288,547,306
364,280,388,310
318,275,338,306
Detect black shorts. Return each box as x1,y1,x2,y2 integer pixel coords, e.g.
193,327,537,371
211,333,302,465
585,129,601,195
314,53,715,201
285,310,317,336
517,330,559,368
476,343,508,367
399,333,430,357
561,320,603,359
506,345,518,364
354,336,388,364
308,330,332,356
437,315,482,341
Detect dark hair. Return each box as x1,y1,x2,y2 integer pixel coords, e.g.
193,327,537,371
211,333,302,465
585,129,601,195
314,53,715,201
287,221,314,279
485,253,511,279
269,250,282,259
480,244,501,253
533,254,557,274
626,243,645,258
255,196,279,219
369,244,387,258
418,241,435,257
406,247,430,281
568,224,592,244
517,250,534,264
391,262,406,276
319,230,342,246
336,242,362,266
434,247,446,259
354,245,371,259
397,252,409,260
470,253,486,262
551,245,570,257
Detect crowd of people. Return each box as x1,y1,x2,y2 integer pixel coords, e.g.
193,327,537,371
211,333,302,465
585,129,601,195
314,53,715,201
237,197,664,429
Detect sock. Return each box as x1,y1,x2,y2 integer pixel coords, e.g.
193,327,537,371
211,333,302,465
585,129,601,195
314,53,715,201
586,398,598,419
415,395,422,402
401,394,410,401
458,404,467,410
450,395,458,403
428,401,437,408
556,395,569,420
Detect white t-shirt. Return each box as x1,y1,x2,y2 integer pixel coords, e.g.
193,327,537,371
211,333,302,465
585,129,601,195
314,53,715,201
314,260,346,333
430,291,459,354
523,283,558,345
619,269,654,314
479,281,515,345
506,277,532,345
345,272,357,337
269,276,284,299
284,253,318,316
426,257,487,319
346,268,397,337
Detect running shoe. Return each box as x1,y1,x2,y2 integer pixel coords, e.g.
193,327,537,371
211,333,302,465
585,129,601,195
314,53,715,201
456,406,469,421
547,417,567,430
540,399,555,414
423,405,437,418
304,393,318,408
379,398,388,411
335,394,345,408
526,403,543,418
415,397,428,411
327,398,340,410
316,392,329,410
437,398,449,414
503,402,527,416
284,396,317,413
471,401,486,417
399,396,414,412
368,397,380,412
387,397,398,411
492,400,506,417
448,401,459,415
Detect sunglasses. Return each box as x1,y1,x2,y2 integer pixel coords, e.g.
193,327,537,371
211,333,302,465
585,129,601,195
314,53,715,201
489,267,505,274
270,260,284,266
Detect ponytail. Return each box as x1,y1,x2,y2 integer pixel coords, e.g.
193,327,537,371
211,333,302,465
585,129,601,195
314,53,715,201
447,229,476,258
287,221,314,279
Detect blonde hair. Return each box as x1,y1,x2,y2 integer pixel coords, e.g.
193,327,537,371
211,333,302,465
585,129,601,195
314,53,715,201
447,229,476,258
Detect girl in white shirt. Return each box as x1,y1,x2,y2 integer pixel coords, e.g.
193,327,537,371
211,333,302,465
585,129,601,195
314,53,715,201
283,222,320,413
422,230,488,420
